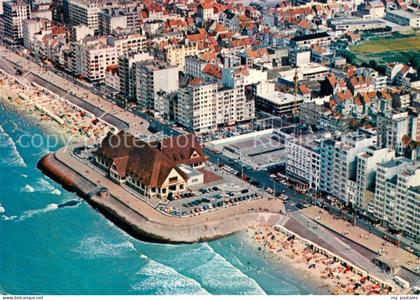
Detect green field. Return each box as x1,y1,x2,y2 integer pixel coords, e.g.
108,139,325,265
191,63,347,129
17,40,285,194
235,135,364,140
351,34,420,53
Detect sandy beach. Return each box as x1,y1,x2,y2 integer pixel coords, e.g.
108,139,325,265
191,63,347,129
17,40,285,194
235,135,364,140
248,225,395,295
0,72,112,143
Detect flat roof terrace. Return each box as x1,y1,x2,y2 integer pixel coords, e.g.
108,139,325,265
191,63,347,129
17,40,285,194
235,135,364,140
208,129,287,169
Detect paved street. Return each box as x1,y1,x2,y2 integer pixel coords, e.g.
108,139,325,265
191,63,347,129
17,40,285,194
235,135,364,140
2,44,417,255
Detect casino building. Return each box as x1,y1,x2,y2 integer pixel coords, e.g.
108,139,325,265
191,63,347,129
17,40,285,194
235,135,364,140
94,131,207,199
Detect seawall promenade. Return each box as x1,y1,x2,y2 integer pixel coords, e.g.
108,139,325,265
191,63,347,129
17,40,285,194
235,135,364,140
38,145,284,243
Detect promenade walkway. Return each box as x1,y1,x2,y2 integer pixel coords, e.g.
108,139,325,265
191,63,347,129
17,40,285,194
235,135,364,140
302,207,419,276
0,46,149,136
45,143,285,242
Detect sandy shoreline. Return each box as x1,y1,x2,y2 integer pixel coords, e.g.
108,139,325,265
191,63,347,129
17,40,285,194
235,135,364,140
241,228,331,295
0,73,111,145
247,225,394,295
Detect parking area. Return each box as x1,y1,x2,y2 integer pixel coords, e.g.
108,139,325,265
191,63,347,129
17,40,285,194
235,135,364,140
158,163,271,217
75,146,270,218
208,130,287,170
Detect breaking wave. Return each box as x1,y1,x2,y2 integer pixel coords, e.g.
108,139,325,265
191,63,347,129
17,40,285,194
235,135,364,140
72,236,136,259
130,259,209,295
18,203,59,221
21,178,61,195
1,215,17,221
0,203,5,214
189,243,267,295
0,125,27,167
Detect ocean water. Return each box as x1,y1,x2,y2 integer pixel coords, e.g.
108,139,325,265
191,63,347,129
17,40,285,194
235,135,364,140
0,103,321,295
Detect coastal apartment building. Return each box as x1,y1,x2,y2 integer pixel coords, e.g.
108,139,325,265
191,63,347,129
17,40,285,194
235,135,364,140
154,42,199,69
135,60,179,111
353,147,396,210
216,69,254,127
176,70,254,133
3,0,31,44
77,36,117,82
319,131,377,205
177,82,219,132
23,17,51,49
285,133,322,191
377,110,410,155
74,33,146,82
63,0,100,32
107,32,146,57
118,51,153,102
372,158,420,242
99,5,140,35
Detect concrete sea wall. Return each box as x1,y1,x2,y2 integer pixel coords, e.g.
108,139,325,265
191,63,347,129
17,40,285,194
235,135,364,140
38,153,283,243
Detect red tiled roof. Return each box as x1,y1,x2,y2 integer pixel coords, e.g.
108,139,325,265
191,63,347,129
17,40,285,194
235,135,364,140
201,2,213,9
96,131,207,188
297,19,312,29
201,51,217,61
189,77,204,85
247,48,267,59
231,37,253,48
299,84,311,95
52,26,67,35
203,63,222,79
159,134,206,165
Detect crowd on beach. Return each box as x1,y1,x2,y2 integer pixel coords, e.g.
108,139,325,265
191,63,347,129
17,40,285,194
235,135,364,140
251,225,394,295
0,73,111,141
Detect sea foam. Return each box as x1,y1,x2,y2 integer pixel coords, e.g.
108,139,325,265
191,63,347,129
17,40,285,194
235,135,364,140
130,259,209,295
189,243,267,295
0,125,27,167
18,203,59,221
72,236,136,259
21,178,61,195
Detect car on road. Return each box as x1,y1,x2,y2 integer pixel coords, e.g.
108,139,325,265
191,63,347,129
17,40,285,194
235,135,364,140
279,194,289,202
296,203,309,210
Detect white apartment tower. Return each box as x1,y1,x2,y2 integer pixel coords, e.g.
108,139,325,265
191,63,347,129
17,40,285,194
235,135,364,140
320,131,377,205
118,52,153,101
135,61,179,111
377,110,410,155
285,133,323,191
3,0,31,44
175,69,255,133
353,147,396,210
373,158,419,242
79,36,117,82
63,0,100,32
177,82,218,132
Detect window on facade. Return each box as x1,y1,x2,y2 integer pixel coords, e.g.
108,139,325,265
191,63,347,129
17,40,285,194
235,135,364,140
169,176,178,183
